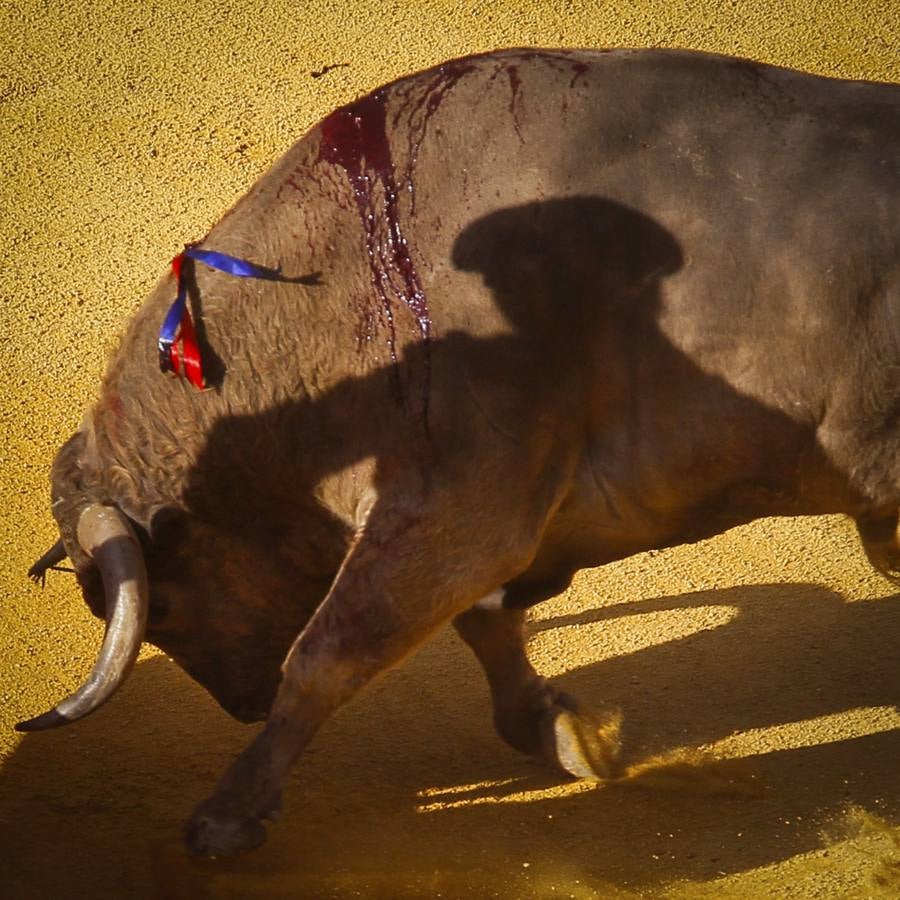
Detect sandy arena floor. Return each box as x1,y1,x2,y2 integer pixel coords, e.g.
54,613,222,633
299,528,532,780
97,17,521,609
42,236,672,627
2,1,899,897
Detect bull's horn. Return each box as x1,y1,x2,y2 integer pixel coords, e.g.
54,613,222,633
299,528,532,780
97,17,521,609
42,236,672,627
16,505,149,732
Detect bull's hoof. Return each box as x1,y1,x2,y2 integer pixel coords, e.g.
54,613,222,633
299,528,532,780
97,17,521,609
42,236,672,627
184,802,267,859
549,704,621,780
495,683,621,780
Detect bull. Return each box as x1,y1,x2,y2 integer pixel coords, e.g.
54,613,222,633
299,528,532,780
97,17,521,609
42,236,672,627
21,48,900,857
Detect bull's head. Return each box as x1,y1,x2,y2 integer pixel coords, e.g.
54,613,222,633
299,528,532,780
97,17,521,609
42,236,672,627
20,426,326,730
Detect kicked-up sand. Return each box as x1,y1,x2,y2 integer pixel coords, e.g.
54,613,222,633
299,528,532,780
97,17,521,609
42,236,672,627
1,1,898,897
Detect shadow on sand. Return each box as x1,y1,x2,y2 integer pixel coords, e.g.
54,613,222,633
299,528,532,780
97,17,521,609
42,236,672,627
2,580,897,897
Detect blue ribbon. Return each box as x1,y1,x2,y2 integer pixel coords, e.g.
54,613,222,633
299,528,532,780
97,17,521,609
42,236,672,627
183,246,282,280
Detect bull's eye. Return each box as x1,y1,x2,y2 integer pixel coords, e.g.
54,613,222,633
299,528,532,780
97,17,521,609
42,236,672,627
147,597,171,628
77,565,106,619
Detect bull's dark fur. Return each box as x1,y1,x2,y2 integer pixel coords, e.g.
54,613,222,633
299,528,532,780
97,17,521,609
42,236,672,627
37,49,900,855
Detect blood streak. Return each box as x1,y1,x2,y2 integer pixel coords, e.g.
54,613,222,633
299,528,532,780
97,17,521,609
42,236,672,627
506,65,524,141
487,63,525,142
318,89,409,363
394,63,475,214
317,63,473,422
569,62,589,88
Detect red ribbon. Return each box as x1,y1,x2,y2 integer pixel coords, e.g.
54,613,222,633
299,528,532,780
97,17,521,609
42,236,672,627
165,252,205,388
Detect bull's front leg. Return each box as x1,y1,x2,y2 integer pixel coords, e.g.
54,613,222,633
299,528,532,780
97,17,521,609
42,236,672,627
183,507,518,858
453,604,620,780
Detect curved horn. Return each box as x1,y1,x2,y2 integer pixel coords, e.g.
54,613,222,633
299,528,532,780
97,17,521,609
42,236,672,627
16,505,149,732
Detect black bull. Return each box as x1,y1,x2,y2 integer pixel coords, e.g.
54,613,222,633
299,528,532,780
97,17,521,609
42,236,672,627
22,49,900,856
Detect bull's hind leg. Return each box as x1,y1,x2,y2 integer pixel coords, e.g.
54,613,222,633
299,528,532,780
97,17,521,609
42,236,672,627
183,507,528,858
453,604,620,780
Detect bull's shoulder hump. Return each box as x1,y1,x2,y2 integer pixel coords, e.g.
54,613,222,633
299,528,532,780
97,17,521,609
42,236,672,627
371,46,899,96
354,47,898,144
